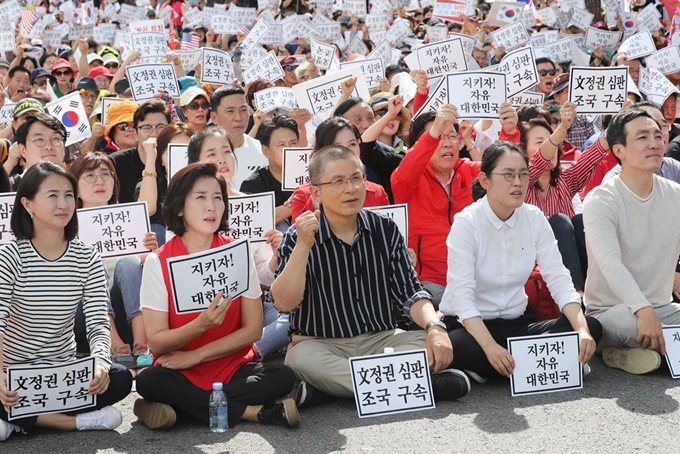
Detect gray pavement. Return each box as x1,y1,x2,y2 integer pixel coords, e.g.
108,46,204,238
6,355,680,453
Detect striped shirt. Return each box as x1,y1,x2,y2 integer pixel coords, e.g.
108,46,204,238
526,138,608,218
0,239,111,371
276,208,431,338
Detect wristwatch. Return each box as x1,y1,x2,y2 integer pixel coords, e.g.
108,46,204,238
425,319,447,333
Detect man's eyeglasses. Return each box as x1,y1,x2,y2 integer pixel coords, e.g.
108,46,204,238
538,69,557,77
137,124,168,134
186,101,210,111
82,171,114,183
54,70,72,77
79,90,97,101
491,171,530,182
313,174,366,190
29,136,64,148
116,122,134,131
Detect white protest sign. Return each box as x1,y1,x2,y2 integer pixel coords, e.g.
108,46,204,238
404,38,468,79
293,66,371,115
131,32,168,59
343,0,367,18
365,13,389,31
349,349,434,418
241,51,284,86
584,26,622,50
385,19,413,45
0,32,14,53
370,30,387,45
167,144,189,183
43,29,62,49
94,24,117,44
497,47,539,98
211,14,240,34
618,30,655,59
433,0,469,22
69,24,94,40
227,192,276,242
570,41,590,67
0,103,15,131
280,15,300,45
448,32,476,58
488,1,524,27
77,202,151,258
508,332,582,396
534,5,558,27
0,0,22,23
663,326,680,379
366,204,408,240
126,64,180,101
7,357,96,420
227,6,256,26
367,40,392,68
414,76,448,118
282,148,314,191
167,238,252,314
240,46,269,69
260,23,283,46
347,35,369,56
509,91,544,107
639,67,680,106
0,192,15,244
297,20,324,43
340,58,385,90
240,18,270,54
129,19,165,33
201,47,234,85
533,46,556,62
646,45,680,76
426,26,448,43
568,66,628,114
254,87,296,113
447,72,506,119
176,49,202,73
490,21,530,51
46,92,91,147
183,6,204,27
568,7,593,30
601,0,621,16
521,9,536,29
637,4,663,32
311,39,336,71
317,23,342,41
370,0,392,13
544,38,573,63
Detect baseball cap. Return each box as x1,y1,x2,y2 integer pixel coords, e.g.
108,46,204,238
75,77,100,93
548,73,569,98
30,68,54,85
114,78,131,95
87,53,104,65
102,54,119,67
178,76,198,92
180,86,209,107
0,58,10,70
88,66,114,79
13,98,45,118
280,56,299,67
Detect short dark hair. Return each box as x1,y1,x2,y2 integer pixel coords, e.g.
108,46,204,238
535,58,556,69
163,162,229,237
19,57,38,70
69,152,120,208
132,100,171,129
517,105,551,124
187,125,233,164
607,108,659,157
334,97,366,118
9,66,31,79
314,117,360,151
633,100,662,113
156,123,195,179
15,112,67,146
471,142,528,201
309,145,362,184
210,84,246,112
519,118,562,187
407,111,459,147
39,52,57,67
256,115,299,148
12,161,79,241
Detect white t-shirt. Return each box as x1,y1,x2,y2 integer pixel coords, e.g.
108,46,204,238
232,135,269,191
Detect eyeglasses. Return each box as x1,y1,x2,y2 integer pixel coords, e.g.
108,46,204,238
284,65,296,72
33,80,47,87
54,70,72,77
186,101,210,111
375,109,401,119
79,90,97,101
82,171,114,183
29,135,64,148
95,76,111,86
441,132,459,142
538,69,557,77
116,122,134,131
491,171,530,182
313,174,366,190
551,117,561,125
137,124,168,134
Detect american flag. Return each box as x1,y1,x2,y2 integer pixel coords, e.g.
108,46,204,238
181,32,201,50
21,9,38,35
238,26,250,37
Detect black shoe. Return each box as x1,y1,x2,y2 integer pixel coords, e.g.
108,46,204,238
257,398,301,428
295,381,337,409
431,368,471,400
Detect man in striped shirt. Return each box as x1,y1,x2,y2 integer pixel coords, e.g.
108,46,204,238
271,145,471,408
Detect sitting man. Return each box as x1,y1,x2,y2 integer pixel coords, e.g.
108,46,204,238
271,144,470,408
584,108,680,374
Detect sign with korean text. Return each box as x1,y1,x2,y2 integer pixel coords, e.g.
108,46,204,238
211,14,240,34
404,37,468,79
183,6,204,27
43,30,62,49
311,39,336,71
46,92,91,147
347,35,369,57
167,238,252,314
167,144,189,183
568,7,593,30
0,103,15,131
543,38,573,64
77,202,151,259
366,204,408,241
584,27,622,50
94,24,117,44
254,87,296,113
240,17,270,54
350,349,434,418
7,357,96,420
340,58,385,90
0,192,15,244
366,13,389,31
317,23,342,41
663,326,680,378
126,63,180,101
433,0,469,22
282,147,314,191
497,47,538,98
69,24,94,41
414,77,447,118
228,6,256,26
131,32,168,59
292,67,371,115
201,47,235,85
367,40,393,68
242,51,285,86
130,19,164,34
639,67,680,106
228,192,275,242
646,45,680,75
568,66,628,114
509,91,544,107
490,21,530,51
447,72,506,119
618,30,655,59
508,332,583,396
0,0,22,23
385,19,413,45
344,0,367,18
0,32,14,53
176,49,202,73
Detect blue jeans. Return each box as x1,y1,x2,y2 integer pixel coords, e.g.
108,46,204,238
255,302,290,358
112,257,144,322
150,222,167,247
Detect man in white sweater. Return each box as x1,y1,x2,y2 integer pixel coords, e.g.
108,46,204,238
583,108,680,375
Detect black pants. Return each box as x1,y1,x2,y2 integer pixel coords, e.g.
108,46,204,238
549,214,588,291
136,362,295,427
0,363,133,433
446,315,603,378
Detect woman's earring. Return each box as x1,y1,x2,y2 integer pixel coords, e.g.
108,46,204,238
28,211,33,219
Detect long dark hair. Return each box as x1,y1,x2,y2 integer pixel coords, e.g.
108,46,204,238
471,142,528,201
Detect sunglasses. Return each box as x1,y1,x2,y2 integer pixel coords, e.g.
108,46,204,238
284,65,296,72
551,117,561,125
116,122,134,131
187,101,210,111
538,69,557,77
33,80,47,87
105,63,119,70
54,70,72,77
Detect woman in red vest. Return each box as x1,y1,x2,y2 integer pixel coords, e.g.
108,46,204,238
134,162,299,430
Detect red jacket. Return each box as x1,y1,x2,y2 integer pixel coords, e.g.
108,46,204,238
391,131,480,287
291,181,390,223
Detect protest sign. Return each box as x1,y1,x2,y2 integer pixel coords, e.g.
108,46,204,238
242,51,285,86
584,26,622,50
349,349,434,418
167,143,189,183
297,20,325,43
7,357,96,420
282,148,314,191
508,332,582,396
433,0,468,22
77,202,151,259
618,30,655,59
183,6,204,27
0,0,22,23
366,40,392,68
365,204,408,240
645,45,680,75
93,24,117,44
447,32,476,58
568,7,593,30
131,32,167,59
227,192,276,242
0,32,14,53
130,19,164,33
446,72,506,119
240,19,270,54
340,58,385,90
0,102,15,130
370,0,392,13
639,66,680,106
69,24,94,41
293,67,371,115
543,38,573,63
521,9,536,29
570,42,591,67
43,29,62,49
228,6,256,25
46,92,91,147
534,6,558,27
497,46,538,97
488,1,524,27
317,23,342,41
347,35,370,56
509,91,544,107
260,23,283,46
663,326,680,379
426,26,448,43
490,21,530,50
176,49,202,73
254,87,296,113
343,0,367,18
414,77,447,118
568,66,628,114
404,38,468,79
126,63,180,101
167,238,252,314
311,39,336,71
201,47,234,85
240,46,269,69
211,14,240,34
0,192,15,244
385,19,413,45
366,13,389,30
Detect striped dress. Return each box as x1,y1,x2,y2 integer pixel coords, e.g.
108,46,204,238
0,239,111,371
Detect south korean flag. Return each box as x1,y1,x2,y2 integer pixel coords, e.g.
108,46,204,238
46,92,91,147
488,2,524,27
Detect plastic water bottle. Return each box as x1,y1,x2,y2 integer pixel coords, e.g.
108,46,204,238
209,382,228,433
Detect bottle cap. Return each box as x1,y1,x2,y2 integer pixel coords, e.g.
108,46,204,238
212,382,223,390
383,347,394,354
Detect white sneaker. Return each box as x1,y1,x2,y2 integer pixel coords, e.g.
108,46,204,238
0,419,21,441
583,363,591,376
76,406,123,431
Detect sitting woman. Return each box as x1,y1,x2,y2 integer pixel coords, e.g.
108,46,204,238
440,142,602,381
135,162,299,430
0,161,132,441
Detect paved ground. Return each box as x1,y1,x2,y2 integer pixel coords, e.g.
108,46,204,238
6,354,680,453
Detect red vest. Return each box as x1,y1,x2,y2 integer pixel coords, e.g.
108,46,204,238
156,234,255,391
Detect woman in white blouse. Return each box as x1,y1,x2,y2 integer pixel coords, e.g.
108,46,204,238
439,141,602,380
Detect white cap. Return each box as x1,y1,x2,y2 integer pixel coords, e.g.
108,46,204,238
87,53,104,64
180,86,209,107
